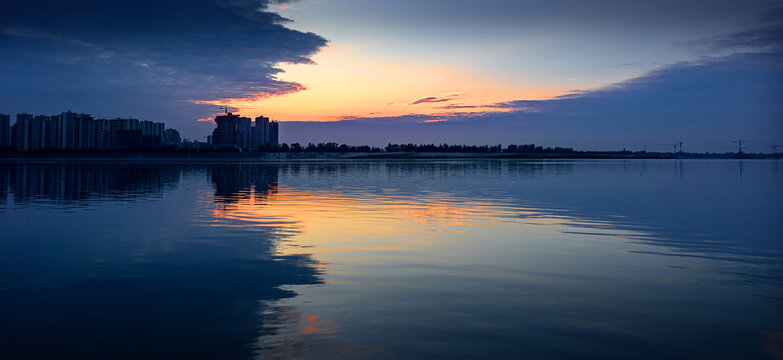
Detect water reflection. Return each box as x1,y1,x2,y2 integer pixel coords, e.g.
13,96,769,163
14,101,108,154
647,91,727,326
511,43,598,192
210,164,279,205
0,160,781,359
0,164,182,206
0,163,322,359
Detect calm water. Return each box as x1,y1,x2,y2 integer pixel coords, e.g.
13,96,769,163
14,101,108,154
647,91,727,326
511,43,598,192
0,160,781,359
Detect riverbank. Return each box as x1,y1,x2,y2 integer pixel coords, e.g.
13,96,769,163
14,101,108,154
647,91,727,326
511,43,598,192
0,151,775,162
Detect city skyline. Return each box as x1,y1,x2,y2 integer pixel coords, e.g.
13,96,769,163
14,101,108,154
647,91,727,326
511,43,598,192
1,109,288,152
0,111,182,151
2,109,781,155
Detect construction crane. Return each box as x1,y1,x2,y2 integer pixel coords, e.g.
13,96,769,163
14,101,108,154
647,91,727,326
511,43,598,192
656,142,684,154
732,140,753,154
218,105,230,114
733,140,745,153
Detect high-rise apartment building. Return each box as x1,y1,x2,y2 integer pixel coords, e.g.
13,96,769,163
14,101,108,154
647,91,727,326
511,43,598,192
0,114,10,148
253,116,269,149
109,118,140,148
30,115,50,150
268,121,279,149
0,110,182,152
212,113,252,149
164,128,181,146
71,113,94,150
14,113,33,151
45,116,58,149
238,116,252,149
139,120,165,147
212,113,240,146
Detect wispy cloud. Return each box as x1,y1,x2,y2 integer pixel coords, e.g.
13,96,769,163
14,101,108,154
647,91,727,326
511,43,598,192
410,96,453,105
409,93,462,105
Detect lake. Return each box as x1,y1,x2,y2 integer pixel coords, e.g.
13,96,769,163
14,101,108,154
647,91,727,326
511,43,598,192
0,159,781,359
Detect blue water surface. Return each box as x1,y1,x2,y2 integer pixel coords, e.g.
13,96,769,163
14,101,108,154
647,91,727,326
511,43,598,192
0,159,781,359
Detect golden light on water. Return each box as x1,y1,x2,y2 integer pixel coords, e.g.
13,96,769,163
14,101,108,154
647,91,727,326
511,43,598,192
205,183,650,272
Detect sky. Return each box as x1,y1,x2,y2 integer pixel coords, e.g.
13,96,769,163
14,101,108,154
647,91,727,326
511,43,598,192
0,0,781,151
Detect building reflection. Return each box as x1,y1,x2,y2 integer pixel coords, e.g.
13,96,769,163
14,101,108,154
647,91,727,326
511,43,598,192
0,162,324,359
0,163,284,207
0,163,182,205
209,164,278,205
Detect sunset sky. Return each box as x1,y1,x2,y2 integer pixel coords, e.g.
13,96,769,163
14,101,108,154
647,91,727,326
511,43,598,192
1,0,781,151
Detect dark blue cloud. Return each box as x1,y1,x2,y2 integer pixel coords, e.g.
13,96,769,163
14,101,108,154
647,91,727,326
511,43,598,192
679,3,783,55
282,51,782,152
0,0,326,138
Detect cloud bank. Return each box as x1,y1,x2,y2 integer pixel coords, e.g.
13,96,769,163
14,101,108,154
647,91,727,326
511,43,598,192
0,0,326,137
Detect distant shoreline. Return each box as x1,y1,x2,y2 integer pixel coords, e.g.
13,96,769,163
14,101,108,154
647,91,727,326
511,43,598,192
0,152,777,162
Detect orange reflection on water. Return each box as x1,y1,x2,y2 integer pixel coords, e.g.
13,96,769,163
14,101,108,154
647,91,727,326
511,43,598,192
258,305,347,358
300,314,336,335
313,260,328,275
206,186,531,261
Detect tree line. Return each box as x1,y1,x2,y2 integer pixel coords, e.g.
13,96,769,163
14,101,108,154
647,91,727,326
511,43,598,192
273,143,575,153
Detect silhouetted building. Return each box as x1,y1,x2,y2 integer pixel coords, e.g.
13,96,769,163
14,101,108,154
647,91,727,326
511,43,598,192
54,111,75,149
115,129,143,148
73,113,95,150
138,120,164,147
268,121,278,149
14,113,33,151
249,116,278,150
182,139,212,151
253,116,269,150
0,114,9,148
164,128,181,146
45,111,95,150
94,119,110,149
212,113,237,147
5,111,110,151
108,118,140,148
45,117,58,148
1,110,183,152
238,117,252,149
142,134,162,148
209,113,280,151
30,115,50,150
140,120,165,139
212,113,250,149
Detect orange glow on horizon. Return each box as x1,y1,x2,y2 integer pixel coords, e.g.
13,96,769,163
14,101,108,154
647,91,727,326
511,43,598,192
193,43,570,123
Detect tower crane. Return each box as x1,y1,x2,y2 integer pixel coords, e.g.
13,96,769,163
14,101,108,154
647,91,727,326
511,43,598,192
656,142,684,154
